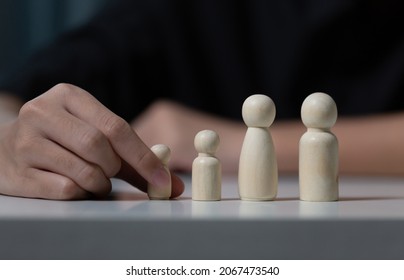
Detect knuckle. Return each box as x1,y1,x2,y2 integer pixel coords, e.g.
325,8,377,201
77,164,111,195
58,179,80,200
103,115,131,140
134,148,154,168
18,100,43,120
79,128,106,152
77,165,100,185
52,82,77,94
54,152,75,171
19,83,80,120
51,83,83,105
79,164,101,181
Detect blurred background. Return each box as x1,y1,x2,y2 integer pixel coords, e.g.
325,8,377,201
0,0,108,80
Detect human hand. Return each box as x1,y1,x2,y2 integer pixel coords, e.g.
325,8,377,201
0,84,184,199
131,100,245,173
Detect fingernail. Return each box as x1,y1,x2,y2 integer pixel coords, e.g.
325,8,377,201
152,166,170,188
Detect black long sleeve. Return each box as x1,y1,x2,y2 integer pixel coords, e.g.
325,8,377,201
2,0,404,122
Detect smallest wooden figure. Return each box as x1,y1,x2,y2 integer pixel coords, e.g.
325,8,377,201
192,130,222,201
148,144,171,200
299,92,339,201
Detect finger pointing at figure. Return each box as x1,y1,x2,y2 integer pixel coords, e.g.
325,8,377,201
52,84,173,189
0,83,183,199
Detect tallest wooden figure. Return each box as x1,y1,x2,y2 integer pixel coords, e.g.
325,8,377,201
238,94,278,201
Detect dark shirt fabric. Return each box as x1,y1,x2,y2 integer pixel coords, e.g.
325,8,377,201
1,0,404,122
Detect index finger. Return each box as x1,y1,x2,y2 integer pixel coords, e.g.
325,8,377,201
53,83,171,189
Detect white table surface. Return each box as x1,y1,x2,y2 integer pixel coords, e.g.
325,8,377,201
1,175,404,259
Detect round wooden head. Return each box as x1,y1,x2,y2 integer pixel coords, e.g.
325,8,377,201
301,92,337,129
151,144,171,164
242,94,276,128
194,130,220,155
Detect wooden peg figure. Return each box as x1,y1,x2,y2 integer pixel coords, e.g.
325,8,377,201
148,144,171,200
299,92,339,201
238,94,278,201
192,130,221,201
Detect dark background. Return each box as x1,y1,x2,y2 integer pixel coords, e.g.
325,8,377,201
0,0,108,81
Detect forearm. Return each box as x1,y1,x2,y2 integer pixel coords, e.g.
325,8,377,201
0,92,23,123
273,113,404,176
271,121,305,174
334,113,404,176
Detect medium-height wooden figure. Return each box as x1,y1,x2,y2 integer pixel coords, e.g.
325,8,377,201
148,144,171,200
238,94,278,201
192,130,221,201
299,92,339,201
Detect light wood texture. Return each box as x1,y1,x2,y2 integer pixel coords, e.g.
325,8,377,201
238,94,278,201
299,92,339,201
147,144,171,200
192,130,221,201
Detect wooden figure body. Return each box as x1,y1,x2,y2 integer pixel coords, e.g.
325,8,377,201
192,130,221,201
238,94,278,201
148,144,171,200
299,92,339,201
